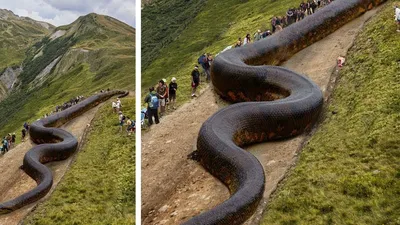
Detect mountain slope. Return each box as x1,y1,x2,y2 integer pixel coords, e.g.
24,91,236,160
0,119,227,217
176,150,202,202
141,0,303,104
0,12,134,139
0,9,54,98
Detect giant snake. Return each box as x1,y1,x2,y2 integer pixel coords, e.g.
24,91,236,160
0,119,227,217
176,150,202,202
0,90,128,214
184,0,386,224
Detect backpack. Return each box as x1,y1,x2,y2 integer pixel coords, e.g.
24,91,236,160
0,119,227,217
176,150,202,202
148,94,159,109
198,55,205,64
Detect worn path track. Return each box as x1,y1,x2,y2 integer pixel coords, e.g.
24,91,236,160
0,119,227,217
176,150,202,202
185,0,386,224
0,90,128,215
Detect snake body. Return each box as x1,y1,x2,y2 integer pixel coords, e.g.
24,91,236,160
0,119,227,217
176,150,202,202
0,90,128,214
184,0,386,224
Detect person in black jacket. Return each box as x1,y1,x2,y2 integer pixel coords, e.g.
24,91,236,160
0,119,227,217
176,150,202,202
191,65,200,97
168,77,178,110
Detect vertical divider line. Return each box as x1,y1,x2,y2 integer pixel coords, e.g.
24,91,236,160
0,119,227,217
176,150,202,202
135,1,142,224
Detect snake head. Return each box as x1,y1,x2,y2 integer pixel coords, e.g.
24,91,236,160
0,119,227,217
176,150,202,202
0,206,12,215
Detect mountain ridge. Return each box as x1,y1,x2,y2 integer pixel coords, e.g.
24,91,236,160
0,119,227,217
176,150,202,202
0,10,134,139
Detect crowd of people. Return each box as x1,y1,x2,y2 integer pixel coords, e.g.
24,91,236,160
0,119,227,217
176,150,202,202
112,98,135,135
232,0,335,48
143,0,339,127
0,133,16,154
143,77,178,126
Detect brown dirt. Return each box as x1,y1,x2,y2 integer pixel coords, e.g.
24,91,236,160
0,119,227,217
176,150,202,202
141,7,382,225
0,105,101,225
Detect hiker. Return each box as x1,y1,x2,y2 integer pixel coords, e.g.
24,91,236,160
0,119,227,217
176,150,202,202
287,9,294,25
271,17,277,33
112,101,117,113
243,33,251,45
2,138,8,153
156,79,167,117
23,122,29,131
234,37,242,48
168,77,178,110
144,87,160,125
254,30,262,41
118,111,125,132
198,53,207,73
191,65,200,97
162,78,169,108
22,128,26,142
275,17,283,32
126,117,135,135
396,5,400,32
116,98,122,111
11,133,16,148
204,54,213,82
310,1,317,14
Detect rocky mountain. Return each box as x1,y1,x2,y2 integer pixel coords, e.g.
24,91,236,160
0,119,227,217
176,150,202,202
0,11,134,136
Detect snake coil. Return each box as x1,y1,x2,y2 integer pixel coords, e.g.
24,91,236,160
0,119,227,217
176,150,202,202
0,90,128,214
184,0,385,224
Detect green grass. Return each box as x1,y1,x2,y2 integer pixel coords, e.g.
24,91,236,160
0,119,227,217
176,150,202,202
141,0,206,70
142,0,304,106
23,97,135,225
0,12,53,70
261,2,400,224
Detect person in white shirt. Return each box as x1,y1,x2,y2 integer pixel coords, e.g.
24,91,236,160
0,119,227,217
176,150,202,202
395,5,400,32
112,101,117,113
243,33,251,45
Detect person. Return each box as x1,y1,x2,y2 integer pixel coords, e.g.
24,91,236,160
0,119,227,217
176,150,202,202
254,30,262,41
126,117,135,135
395,5,400,32
168,77,178,110
2,138,8,153
198,53,207,73
287,9,294,25
23,122,29,131
156,80,167,117
11,133,16,148
118,112,125,132
162,78,169,107
204,54,213,82
116,98,122,111
112,101,117,113
191,65,200,97
234,37,242,48
22,128,26,142
243,33,251,45
144,87,159,125
311,1,317,14
271,17,277,33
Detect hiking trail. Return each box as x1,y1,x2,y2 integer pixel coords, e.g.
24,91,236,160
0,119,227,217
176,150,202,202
141,6,382,225
0,104,101,225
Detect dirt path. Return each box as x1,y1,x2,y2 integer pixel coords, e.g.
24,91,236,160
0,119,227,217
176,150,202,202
141,7,382,225
0,105,101,225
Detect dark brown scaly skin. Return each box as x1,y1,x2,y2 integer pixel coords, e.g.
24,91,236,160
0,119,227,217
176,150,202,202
0,90,128,214
184,0,386,224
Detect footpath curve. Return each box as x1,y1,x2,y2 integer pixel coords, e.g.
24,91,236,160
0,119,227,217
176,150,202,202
0,90,128,225
141,2,385,224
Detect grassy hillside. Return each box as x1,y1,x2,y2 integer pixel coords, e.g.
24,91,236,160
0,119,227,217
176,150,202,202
141,0,303,104
142,0,206,70
0,13,134,140
262,2,400,224
23,97,135,225
0,9,54,70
